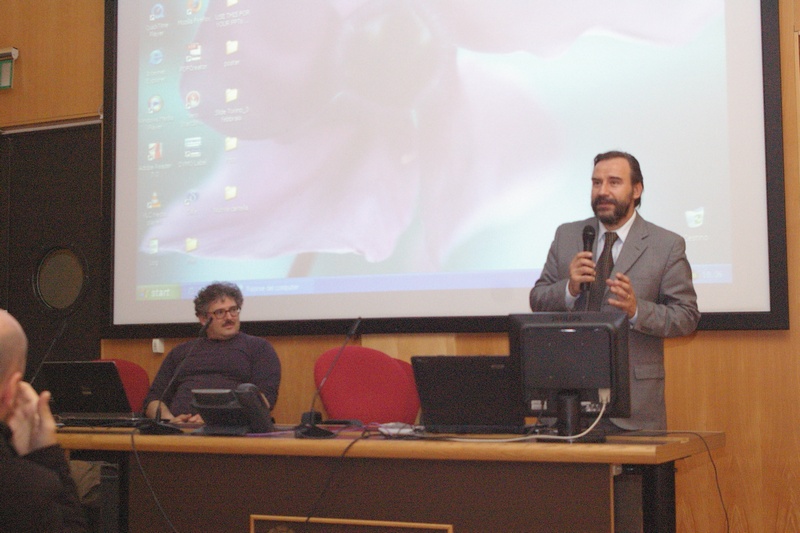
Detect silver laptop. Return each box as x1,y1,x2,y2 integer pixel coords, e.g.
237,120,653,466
34,361,145,427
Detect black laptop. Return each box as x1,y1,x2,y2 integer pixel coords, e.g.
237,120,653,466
411,355,527,434
34,361,144,427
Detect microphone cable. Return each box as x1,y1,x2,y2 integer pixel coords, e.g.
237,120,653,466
300,427,370,530
129,431,179,533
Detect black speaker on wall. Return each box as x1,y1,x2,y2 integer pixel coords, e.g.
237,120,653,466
0,123,107,381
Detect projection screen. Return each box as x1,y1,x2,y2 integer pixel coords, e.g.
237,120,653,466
105,0,787,335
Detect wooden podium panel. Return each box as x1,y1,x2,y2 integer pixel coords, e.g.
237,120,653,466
126,452,611,532
58,429,723,533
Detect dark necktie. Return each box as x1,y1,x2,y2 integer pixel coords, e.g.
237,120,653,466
588,232,618,311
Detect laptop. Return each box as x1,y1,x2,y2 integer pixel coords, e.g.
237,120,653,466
34,361,146,427
411,355,528,434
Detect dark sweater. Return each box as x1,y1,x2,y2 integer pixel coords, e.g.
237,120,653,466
143,332,281,415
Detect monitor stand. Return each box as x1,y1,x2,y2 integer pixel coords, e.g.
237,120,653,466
555,391,606,443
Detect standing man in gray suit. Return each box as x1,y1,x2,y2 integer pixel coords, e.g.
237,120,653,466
530,150,700,431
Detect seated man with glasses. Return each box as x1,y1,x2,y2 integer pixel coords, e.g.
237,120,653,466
144,282,281,425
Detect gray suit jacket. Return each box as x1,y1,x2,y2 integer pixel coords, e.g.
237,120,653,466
529,214,700,430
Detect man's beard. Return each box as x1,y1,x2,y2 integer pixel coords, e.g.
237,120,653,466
592,194,632,226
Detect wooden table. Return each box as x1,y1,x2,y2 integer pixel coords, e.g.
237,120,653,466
59,428,724,533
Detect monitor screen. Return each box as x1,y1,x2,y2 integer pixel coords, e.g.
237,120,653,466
508,312,630,437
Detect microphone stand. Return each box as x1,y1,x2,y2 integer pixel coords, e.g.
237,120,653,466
28,315,71,385
138,318,212,435
294,317,361,439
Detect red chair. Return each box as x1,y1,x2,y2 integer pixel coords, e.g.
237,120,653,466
105,359,151,414
314,346,420,425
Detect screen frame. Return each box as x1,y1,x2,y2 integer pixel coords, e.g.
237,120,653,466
101,1,789,338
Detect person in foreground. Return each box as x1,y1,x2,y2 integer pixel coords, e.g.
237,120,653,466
144,282,281,424
530,150,700,431
0,309,88,532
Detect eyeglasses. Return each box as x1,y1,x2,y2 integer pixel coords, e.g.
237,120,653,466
208,306,241,319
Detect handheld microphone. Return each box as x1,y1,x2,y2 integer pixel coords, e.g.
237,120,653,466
580,225,596,293
138,317,211,435
295,317,362,439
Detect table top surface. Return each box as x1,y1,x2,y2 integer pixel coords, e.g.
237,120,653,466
57,425,724,465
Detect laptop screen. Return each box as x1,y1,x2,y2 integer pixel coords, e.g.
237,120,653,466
411,355,526,434
34,361,134,416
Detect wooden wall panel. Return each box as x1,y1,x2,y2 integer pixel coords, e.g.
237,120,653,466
0,0,104,128
362,332,507,362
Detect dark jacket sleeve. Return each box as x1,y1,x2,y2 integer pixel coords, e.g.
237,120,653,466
0,442,88,533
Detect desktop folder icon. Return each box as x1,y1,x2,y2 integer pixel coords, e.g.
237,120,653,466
224,137,238,151
226,40,239,55
185,237,198,252
225,88,238,103
224,186,237,200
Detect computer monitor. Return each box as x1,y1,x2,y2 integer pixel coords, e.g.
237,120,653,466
508,312,631,439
